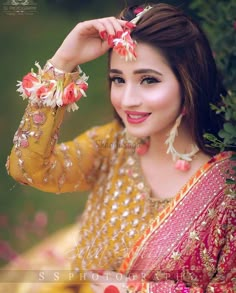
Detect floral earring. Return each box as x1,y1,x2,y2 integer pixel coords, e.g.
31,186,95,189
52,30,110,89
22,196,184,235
136,137,150,155
165,108,199,171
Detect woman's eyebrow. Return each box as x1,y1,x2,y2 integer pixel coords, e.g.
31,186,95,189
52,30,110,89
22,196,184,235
133,68,163,76
109,68,162,76
109,69,122,74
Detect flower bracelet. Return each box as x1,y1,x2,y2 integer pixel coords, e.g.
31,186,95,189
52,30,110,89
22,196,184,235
16,61,89,112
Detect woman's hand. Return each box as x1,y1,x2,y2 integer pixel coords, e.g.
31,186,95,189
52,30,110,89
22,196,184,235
86,270,127,293
50,17,130,72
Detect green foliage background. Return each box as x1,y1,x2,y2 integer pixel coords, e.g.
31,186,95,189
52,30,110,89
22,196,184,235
0,0,235,266
190,0,236,90
190,0,236,179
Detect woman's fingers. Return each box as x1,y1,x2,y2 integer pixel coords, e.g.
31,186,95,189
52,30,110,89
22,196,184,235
78,17,129,40
50,16,135,71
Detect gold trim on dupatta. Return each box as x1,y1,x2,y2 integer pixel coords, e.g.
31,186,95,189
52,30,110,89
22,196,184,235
119,152,232,275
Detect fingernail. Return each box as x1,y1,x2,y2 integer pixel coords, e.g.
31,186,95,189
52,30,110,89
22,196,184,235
125,22,136,29
108,35,115,47
116,31,123,38
99,30,108,40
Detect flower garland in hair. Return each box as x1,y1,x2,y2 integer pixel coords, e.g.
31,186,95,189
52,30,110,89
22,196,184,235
112,5,153,61
16,62,89,112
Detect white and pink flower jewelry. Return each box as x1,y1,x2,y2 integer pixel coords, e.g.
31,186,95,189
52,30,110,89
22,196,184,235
165,110,199,171
135,109,199,172
112,5,153,62
113,30,137,61
16,61,89,112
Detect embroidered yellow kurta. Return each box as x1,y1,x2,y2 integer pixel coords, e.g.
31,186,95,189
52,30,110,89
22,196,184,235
5,104,169,292
4,103,236,293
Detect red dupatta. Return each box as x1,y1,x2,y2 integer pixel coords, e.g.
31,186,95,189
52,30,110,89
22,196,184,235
119,152,235,292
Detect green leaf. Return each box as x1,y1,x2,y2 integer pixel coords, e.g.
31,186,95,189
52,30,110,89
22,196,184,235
230,154,236,160
232,166,236,171
226,178,236,185
224,123,236,136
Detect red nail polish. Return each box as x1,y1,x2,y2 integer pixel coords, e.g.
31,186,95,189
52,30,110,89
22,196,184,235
116,31,123,38
99,30,108,40
108,35,115,47
125,22,136,29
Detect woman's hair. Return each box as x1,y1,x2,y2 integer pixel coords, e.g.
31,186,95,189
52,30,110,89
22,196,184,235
111,2,227,156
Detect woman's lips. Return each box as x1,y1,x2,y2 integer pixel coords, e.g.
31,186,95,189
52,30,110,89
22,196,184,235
125,111,151,124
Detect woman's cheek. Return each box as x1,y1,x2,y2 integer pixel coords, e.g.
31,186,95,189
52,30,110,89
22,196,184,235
110,92,121,110
146,91,179,110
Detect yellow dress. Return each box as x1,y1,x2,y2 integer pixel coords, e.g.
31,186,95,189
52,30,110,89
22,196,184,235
3,104,170,292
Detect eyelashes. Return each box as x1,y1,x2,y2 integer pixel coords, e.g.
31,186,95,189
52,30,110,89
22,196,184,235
141,76,159,84
109,75,160,84
109,76,125,84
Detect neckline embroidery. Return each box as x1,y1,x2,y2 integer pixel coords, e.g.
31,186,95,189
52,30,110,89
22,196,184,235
122,132,231,213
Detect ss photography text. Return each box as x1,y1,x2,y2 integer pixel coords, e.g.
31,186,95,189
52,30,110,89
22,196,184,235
0,269,204,283
3,0,37,16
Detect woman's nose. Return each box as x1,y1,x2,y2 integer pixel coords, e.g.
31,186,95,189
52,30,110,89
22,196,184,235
121,84,142,108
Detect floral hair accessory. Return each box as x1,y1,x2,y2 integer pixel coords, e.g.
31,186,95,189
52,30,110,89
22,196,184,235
112,5,152,61
113,31,137,61
16,61,89,112
130,5,153,25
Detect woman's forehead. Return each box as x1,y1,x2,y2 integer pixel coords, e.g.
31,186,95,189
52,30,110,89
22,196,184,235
110,43,170,72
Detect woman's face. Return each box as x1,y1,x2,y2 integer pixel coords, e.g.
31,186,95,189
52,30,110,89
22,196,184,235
110,43,182,139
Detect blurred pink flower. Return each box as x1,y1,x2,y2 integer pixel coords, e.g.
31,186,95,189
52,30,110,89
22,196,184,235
34,211,48,228
0,241,18,261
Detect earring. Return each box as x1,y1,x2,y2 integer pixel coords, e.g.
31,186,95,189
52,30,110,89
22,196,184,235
125,129,150,155
136,137,150,155
165,109,199,171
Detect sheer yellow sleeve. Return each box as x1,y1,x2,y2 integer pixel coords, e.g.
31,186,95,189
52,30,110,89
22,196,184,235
6,103,122,194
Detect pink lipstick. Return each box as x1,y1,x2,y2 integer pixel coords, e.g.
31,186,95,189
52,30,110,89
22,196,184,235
125,111,151,124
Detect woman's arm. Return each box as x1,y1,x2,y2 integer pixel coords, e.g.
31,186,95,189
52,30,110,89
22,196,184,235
7,101,121,193
6,16,130,193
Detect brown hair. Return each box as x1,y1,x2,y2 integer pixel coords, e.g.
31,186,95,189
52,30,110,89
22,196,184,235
111,3,227,156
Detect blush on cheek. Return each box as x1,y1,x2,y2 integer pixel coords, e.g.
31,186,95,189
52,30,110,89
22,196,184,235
111,96,123,118
148,93,180,110
110,95,120,109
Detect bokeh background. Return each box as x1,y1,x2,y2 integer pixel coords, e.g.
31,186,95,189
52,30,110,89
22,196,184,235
0,0,235,267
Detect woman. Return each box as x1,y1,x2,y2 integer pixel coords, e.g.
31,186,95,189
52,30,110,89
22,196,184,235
4,2,235,293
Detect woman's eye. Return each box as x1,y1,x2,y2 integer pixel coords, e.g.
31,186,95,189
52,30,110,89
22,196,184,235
110,76,125,84
141,77,159,84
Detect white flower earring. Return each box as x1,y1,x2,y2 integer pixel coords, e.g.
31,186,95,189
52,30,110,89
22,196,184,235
165,108,199,171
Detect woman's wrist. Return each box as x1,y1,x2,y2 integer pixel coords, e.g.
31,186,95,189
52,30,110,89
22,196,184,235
49,54,78,73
